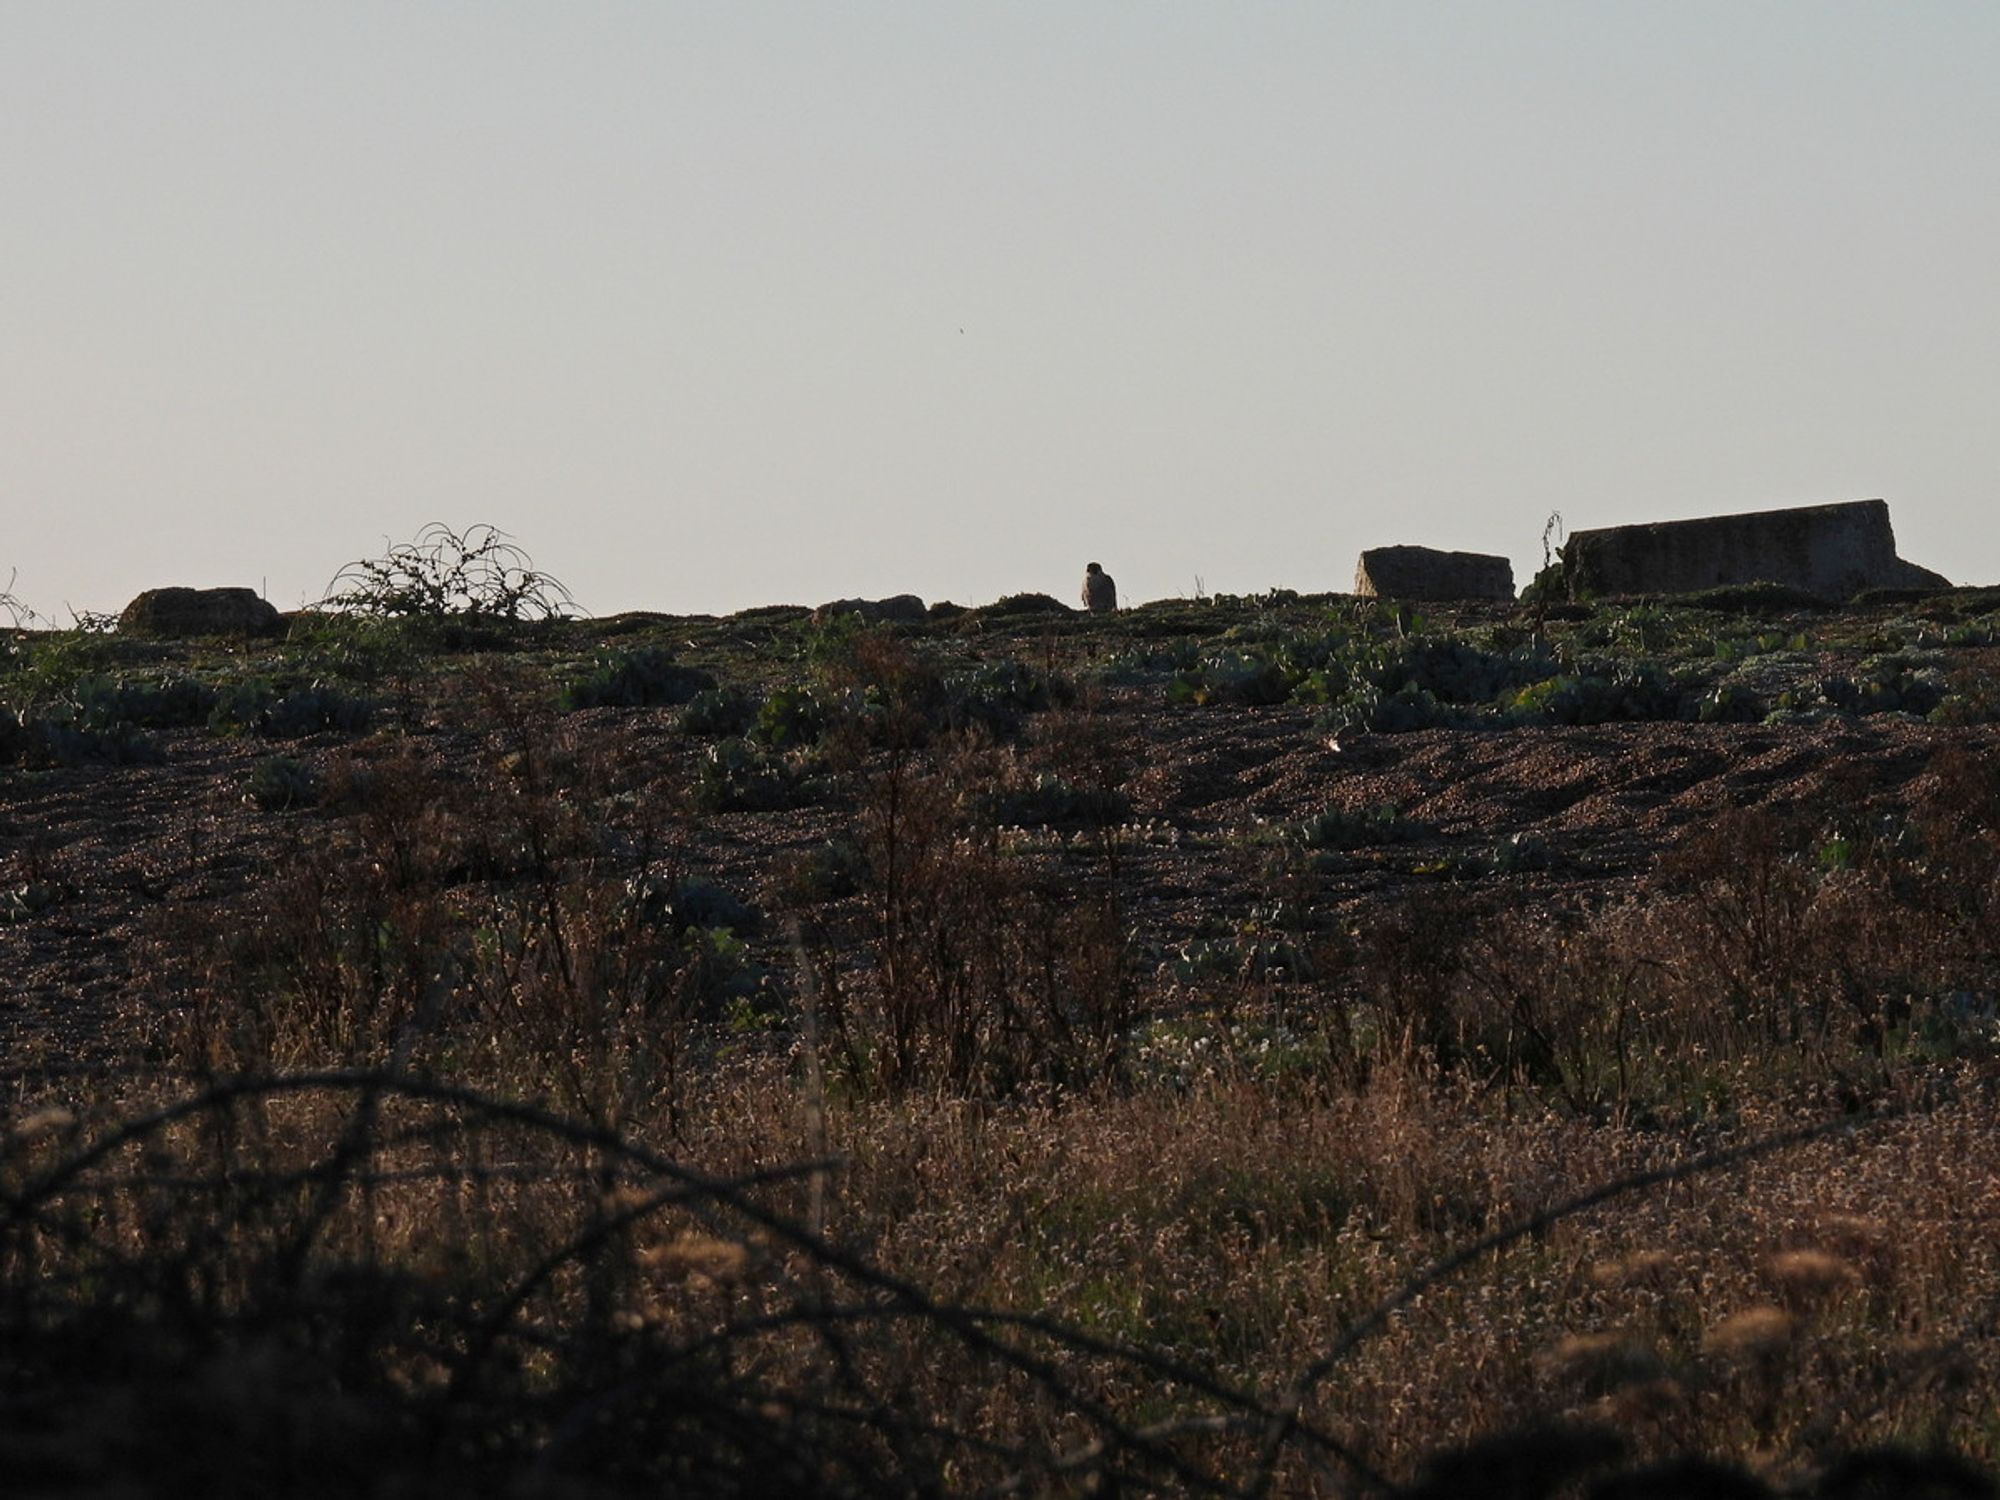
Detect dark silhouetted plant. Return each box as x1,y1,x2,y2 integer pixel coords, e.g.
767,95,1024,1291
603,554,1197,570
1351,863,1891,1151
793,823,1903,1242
321,522,576,621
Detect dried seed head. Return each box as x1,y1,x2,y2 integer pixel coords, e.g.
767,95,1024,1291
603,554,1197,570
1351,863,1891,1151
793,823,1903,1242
1588,1248,1674,1287
1816,1215,1893,1277
1768,1248,1857,1303
642,1232,750,1284
1540,1331,1663,1393
1703,1306,1798,1361
6,1107,75,1144
1604,1378,1685,1425
601,1184,659,1214
1818,1213,1885,1247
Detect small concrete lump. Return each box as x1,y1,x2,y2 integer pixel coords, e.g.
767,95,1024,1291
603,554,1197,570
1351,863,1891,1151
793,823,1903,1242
1081,562,1117,612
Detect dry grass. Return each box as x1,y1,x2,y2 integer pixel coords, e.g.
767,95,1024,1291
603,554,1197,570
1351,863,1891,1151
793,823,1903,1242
7,635,2000,1494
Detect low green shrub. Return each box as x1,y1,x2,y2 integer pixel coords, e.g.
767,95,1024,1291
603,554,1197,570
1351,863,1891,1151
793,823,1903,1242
1167,932,1313,986
1379,638,1560,702
749,684,828,748
979,773,1132,830
941,660,1068,737
65,674,219,729
0,632,124,715
678,684,760,737
695,738,822,812
1287,802,1429,850
1781,660,1950,718
1168,651,1291,707
1697,682,1766,723
245,755,319,810
280,614,429,685
975,592,1073,619
560,648,716,711
0,703,162,768
1169,629,1559,726
624,872,761,936
267,684,380,737
209,680,378,737
1505,664,1679,726
1319,682,1467,736
782,837,870,904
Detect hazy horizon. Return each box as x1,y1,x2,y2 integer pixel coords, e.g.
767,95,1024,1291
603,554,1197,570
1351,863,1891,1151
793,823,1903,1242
7,3,1996,619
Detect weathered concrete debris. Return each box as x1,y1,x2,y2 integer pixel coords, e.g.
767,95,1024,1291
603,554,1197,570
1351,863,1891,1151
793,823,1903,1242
1353,546,1515,601
117,587,283,639
1561,499,1949,601
811,594,927,625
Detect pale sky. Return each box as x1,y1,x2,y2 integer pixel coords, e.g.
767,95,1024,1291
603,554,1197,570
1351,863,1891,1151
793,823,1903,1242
5,3,1996,618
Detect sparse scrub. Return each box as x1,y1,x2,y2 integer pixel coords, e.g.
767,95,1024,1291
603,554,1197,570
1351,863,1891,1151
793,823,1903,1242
815,736,1138,1095
8,580,2000,1493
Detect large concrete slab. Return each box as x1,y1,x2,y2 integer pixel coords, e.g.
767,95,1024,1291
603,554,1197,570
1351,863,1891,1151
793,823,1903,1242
1353,546,1515,601
1561,499,1949,601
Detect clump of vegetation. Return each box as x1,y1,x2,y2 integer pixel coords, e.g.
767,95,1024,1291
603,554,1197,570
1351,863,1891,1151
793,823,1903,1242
979,772,1133,830
280,612,432,685
678,684,760,737
1505,664,1680,726
620,871,767,1007
244,754,319,810
1168,622,1563,731
559,648,716,711
1169,649,1294,706
1286,801,1430,850
749,684,829,748
0,708,160,769
695,737,821,812
0,648,211,766
780,835,869,905
0,631,126,716
320,521,576,621
64,674,219,729
624,870,760,937
209,679,379,737
1677,580,1832,613
940,659,1068,738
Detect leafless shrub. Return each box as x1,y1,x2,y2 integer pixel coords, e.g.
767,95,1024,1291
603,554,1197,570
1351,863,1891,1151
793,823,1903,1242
817,731,1137,1095
321,522,576,622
